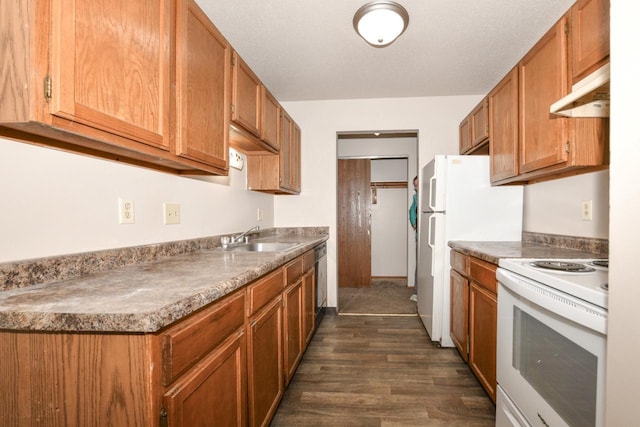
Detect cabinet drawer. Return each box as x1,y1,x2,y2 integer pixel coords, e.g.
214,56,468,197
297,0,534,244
285,257,303,286
302,250,314,272
162,290,245,385
450,250,469,276
247,268,285,316
469,257,497,294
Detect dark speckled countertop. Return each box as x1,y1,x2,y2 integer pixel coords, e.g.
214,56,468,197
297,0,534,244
449,240,607,265
0,229,327,333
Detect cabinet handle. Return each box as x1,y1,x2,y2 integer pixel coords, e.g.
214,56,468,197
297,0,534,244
160,407,168,427
44,75,52,101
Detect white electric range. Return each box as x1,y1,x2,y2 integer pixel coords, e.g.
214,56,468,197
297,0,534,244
496,257,609,427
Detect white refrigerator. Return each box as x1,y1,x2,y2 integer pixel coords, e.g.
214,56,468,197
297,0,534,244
417,155,523,347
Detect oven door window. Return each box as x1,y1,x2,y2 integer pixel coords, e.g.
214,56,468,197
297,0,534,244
513,307,597,427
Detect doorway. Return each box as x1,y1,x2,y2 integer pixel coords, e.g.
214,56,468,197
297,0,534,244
336,131,418,314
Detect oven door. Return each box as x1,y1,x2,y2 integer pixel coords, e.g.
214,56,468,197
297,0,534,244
496,268,607,427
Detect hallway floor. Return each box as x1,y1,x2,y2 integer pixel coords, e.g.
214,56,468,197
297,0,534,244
271,314,495,426
338,278,416,315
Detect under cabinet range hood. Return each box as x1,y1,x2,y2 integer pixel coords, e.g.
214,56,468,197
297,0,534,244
550,63,610,118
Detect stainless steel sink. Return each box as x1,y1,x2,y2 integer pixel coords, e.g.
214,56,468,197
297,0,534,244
225,242,299,252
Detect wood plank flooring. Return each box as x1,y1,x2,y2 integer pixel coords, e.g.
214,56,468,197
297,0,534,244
338,278,416,315
271,314,495,426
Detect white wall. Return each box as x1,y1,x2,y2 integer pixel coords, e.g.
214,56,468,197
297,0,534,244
371,158,408,182
370,158,408,279
524,170,609,238
606,0,640,423
370,187,407,277
276,96,481,307
0,137,274,262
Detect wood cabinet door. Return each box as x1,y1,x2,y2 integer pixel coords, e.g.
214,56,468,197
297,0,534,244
450,269,469,362
570,0,610,83
164,330,247,427
303,268,315,346
261,86,280,151
469,282,497,403
291,123,302,193
471,99,489,147
232,52,261,137
247,296,284,427
489,67,519,183
459,116,472,154
283,280,303,385
518,18,570,175
50,0,171,150
279,111,293,190
174,0,230,171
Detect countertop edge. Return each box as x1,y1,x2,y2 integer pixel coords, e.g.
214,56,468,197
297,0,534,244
448,240,607,265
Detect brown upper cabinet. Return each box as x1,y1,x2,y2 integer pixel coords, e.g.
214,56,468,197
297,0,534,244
229,53,280,155
459,116,472,154
517,14,608,182
246,109,302,194
261,86,281,151
459,98,489,155
471,99,489,147
489,67,520,183
485,1,609,184
1,0,229,175
291,123,302,193
173,0,231,173
518,18,571,176
570,0,610,84
231,52,261,137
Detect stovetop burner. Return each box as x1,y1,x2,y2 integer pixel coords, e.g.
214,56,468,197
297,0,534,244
499,258,609,309
591,260,609,268
531,260,596,272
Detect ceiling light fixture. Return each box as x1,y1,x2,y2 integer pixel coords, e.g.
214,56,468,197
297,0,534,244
353,1,409,48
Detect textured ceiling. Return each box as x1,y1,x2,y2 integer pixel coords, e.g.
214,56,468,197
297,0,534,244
197,0,575,102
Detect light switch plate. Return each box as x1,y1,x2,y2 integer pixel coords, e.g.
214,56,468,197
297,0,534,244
164,203,181,225
581,200,593,221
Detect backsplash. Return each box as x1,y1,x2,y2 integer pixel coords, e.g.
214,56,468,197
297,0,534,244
0,227,329,292
522,232,608,255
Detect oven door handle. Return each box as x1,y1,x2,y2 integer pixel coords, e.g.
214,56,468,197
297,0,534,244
497,268,607,335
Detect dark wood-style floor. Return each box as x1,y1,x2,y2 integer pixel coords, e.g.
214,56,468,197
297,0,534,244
271,314,495,426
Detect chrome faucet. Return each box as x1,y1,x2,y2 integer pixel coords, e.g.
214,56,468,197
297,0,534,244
231,225,260,244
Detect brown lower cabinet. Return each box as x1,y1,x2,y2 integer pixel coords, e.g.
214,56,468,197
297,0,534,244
450,269,469,362
0,249,318,426
164,330,247,426
450,250,497,402
247,296,284,427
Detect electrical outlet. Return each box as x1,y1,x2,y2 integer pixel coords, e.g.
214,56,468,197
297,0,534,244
164,203,181,225
581,200,593,221
229,147,244,170
118,198,135,224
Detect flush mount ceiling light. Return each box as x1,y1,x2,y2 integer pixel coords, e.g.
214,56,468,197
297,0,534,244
353,1,409,48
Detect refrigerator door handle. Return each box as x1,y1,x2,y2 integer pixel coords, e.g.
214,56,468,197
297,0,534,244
428,175,437,211
428,214,436,276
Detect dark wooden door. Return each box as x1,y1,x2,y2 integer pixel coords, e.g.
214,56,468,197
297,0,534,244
337,159,371,287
